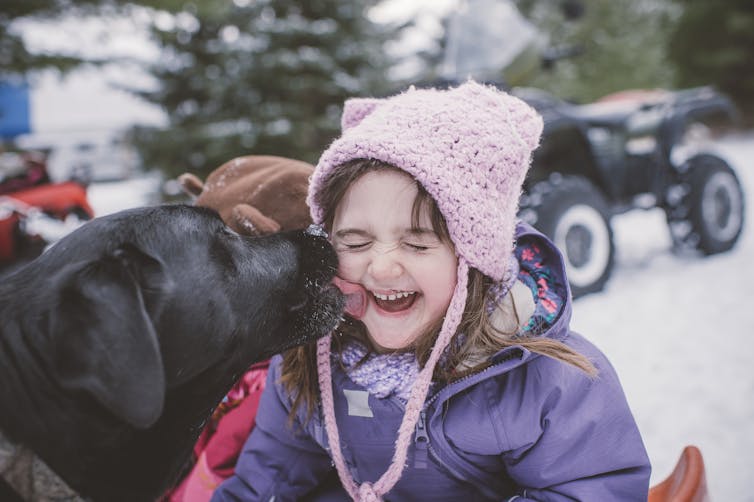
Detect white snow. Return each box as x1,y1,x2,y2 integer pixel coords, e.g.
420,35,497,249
87,173,165,217
85,132,754,500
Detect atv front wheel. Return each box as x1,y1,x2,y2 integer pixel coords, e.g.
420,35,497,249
666,154,744,255
520,175,615,298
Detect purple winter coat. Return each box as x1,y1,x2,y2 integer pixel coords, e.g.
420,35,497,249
212,223,651,501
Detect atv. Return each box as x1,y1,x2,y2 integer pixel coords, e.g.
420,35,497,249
514,86,745,297
0,151,94,273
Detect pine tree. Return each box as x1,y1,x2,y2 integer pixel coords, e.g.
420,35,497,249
0,0,121,78
520,0,680,103
668,0,754,120
128,0,400,179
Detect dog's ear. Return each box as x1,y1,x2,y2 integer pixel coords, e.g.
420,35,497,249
50,244,168,429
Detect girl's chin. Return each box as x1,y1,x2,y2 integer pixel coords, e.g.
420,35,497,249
367,334,417,353
363,320,422,352
361,301,434,351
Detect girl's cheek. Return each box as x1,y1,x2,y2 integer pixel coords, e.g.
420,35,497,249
335,254,362,278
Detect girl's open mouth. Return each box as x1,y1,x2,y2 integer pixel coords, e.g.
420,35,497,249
333,277,420,319
372,291,417,314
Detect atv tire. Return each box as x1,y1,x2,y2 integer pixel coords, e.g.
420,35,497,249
666,154,744,255
521,175,615,298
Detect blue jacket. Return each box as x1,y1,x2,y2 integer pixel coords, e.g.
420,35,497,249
212,223,651,501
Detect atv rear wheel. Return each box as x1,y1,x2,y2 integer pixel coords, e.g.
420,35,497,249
666,154,744,255
520,175,615,298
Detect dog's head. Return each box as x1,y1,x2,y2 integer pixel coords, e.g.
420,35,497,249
29,204,343,430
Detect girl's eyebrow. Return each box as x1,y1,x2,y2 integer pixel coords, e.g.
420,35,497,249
406,227,436,237
334,227,437,239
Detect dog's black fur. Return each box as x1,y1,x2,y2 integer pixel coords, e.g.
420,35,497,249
0,204,343,501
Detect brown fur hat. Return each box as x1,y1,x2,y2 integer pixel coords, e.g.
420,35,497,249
179,155,314,236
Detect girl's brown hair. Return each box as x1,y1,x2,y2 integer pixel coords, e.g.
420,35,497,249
282,159,596,421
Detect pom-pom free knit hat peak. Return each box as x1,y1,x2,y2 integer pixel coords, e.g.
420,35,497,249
308,80,543,281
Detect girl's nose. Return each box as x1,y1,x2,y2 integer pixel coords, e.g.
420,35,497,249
367,250,403,281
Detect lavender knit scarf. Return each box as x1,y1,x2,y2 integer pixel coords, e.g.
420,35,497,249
340,340,419,402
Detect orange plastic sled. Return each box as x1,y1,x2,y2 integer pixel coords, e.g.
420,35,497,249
648,445,710,502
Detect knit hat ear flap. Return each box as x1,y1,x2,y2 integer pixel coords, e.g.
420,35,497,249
341,98,383,131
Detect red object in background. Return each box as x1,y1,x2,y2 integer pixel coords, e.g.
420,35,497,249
648,445,710,502
0,181,94,263
0,154,50,196
162,361,270,502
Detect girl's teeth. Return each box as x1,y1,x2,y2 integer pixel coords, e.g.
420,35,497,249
374,291,414,301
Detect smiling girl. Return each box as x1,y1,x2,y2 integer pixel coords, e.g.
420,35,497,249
212,81,650,501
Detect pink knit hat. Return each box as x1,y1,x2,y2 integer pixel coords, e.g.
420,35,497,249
308,80,542,281
309,81,543,501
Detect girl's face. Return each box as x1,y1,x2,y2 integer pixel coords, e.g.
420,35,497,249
331,170,458,352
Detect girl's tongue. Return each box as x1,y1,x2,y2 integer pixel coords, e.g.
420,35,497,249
332,277,367,319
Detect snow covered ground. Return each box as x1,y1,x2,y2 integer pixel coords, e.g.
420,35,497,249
571,132,754,501
88,173,165,216
87,132,754,500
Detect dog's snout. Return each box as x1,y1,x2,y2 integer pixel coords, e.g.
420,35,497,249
297,231,339,277
287,293,310,314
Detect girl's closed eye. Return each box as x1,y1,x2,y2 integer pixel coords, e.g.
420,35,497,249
403,229,441,252
343,241,370,250
334,229,373,251
335,237,371,251
405,242,430,252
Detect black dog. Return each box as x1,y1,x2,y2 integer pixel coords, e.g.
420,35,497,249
0,204,343,501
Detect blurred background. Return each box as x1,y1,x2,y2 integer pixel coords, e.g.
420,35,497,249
1,0,753,500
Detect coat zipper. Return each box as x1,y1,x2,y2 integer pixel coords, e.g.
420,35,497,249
413,408,470,482
412,369,491,476
414,410,429,468
412,350,524,478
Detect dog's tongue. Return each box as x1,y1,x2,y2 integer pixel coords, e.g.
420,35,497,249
333,277,367,319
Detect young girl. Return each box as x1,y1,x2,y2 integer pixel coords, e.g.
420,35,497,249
212,81,651,501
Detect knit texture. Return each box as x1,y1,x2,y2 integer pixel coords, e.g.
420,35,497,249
311,81,543,501
340,340,419,402
308,80,543,281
